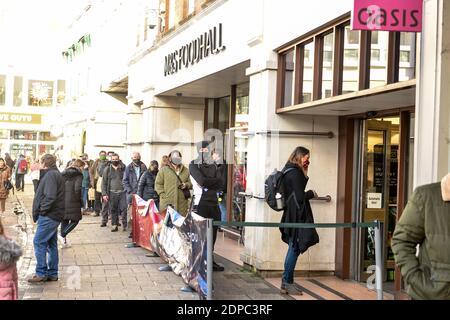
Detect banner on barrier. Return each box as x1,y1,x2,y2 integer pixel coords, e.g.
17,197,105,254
132,195,208,300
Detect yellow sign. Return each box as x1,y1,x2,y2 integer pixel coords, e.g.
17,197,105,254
0,112,42,124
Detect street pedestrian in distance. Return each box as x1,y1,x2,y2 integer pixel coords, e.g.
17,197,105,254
137,160,160,207
30,158,41,193
29,154,65,283
90,151,108,217
0,217,22,300
161,155,170,168
0,159,12,217
280,146,319,295
101,154,127,232
14,154,27,192
58,159,85,249
80,154,92,214
155,150,192,217
4,153,15,171
392,172,450,300
190,141,225,272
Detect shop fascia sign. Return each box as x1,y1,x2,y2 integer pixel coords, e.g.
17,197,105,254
0,112,42,125
352,0,422,32
164,23,226,76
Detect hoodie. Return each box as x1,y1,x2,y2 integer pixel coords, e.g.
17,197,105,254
0,235,22,300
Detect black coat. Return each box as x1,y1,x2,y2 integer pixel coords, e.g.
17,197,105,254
279,162,319,254
189,157,224,206
137,170,159,201
32,166,65,223
62,167,83,221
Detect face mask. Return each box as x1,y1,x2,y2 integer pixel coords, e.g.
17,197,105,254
111,161,119,166
303,160,310,170
133,159,140,165
171,157,182,166
100,155,107,161
82,157,87,161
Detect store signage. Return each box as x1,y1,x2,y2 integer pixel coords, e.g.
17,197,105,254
352,0,422,32
12,144,34,151
0,112,42,125
164,23,226,76
367,193,383,209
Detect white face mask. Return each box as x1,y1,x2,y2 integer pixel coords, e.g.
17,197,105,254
171,157,182,166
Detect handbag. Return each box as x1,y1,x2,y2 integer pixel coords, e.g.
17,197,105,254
169,168,191,200
3,179,13,191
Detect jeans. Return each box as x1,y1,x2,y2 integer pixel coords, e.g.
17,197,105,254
109,191,127,227
61,220,79,238
282,238,301,284
33,216,61,278
82,187,89,209
218,194,227,222
32,180,39,193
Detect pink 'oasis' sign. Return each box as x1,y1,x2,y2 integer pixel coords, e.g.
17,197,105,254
352,0,423,32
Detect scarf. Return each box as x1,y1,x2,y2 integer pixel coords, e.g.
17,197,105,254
442,173,450,201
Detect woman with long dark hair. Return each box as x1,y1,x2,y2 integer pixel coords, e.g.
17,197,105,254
279,146,319,295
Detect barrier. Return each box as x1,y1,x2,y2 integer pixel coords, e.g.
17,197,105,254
131,196,158,252
206,220,384,301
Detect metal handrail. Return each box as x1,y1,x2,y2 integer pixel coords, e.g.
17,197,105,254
239,192,332,202
241,130,334,139
206,220,384,301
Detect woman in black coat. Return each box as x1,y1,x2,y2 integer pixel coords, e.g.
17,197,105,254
279,146,319,295
59,160,84,245
137,161,160,208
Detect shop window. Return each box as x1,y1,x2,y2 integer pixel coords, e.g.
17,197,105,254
168,0,176,30
39,132,58,142
346,26,359,44
370,31,389,89
0,75,6,106
207,99,214,129
28,80,54,107
302,41,314,103
0,129,9,139
13,76,23,107
322,32,334,99
218,97,230,134
283,49,295,107
371,31,379,45
235,83,249,128
10,130,37,141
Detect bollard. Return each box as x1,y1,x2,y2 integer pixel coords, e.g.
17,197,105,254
207,219,214,300
374,220,384,300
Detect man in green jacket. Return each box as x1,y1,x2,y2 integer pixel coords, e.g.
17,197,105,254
392,173,450,300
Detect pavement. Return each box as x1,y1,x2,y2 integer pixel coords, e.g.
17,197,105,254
4,187,290,300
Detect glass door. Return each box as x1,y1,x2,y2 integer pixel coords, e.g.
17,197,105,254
359,119,393,282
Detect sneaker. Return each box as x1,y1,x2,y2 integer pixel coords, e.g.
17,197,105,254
122,226,127,232
213,261,224,272
91,212,100,217
158,265,172,272
111,226,119,232
28,275,48,283
280,282,303,295
180,285,195,293
100,223,107,227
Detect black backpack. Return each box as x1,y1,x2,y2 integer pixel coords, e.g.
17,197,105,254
264,168,295,212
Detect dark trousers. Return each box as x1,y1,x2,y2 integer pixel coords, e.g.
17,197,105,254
94,191,102,214
109,192,127,227
195,203,221,250
15,174,25,191
32,180,39,193
61,220,79,238
101,199,110,225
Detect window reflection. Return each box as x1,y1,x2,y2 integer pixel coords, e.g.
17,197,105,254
399,32,416,81
303,41,314,103
28,80,54,107
0,75,6,106
370,31,389,89
343,26,359,94
322,33,334,99
283,49,295,107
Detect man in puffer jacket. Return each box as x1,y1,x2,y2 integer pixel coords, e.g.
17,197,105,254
392,173,450,300
0,218,23,300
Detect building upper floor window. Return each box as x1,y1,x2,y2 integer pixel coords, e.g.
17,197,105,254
0,75,6,106
276,16,417,110
28,80,54,107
